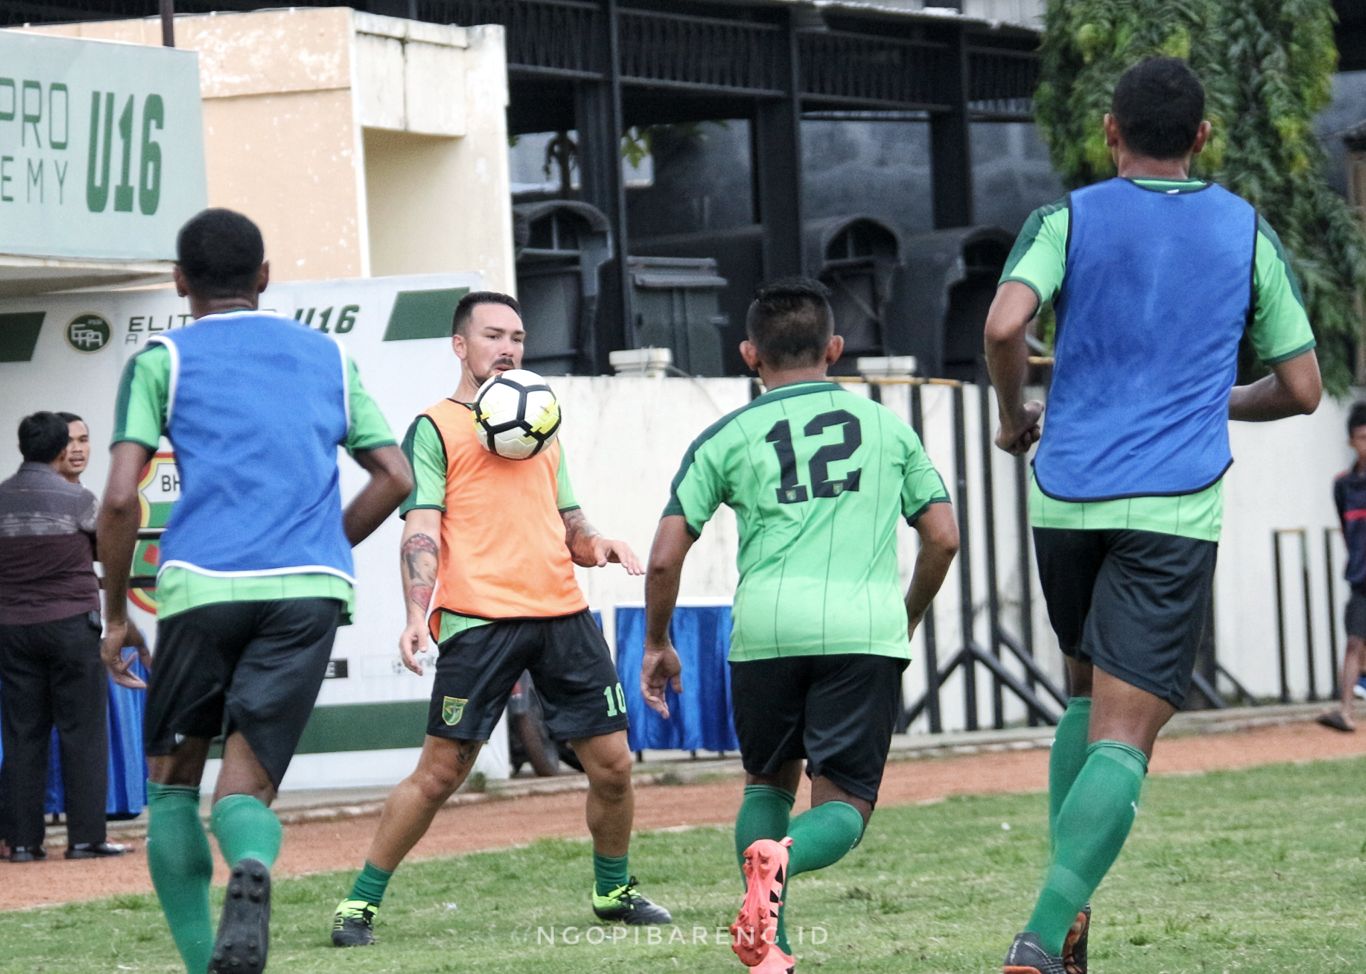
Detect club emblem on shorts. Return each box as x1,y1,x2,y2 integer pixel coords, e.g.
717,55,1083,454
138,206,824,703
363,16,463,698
442,696,467,726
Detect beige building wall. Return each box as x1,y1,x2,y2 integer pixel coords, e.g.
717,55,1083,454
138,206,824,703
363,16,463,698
357,19,514,288
26,8,515,289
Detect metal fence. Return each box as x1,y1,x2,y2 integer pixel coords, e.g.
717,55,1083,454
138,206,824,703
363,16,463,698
831,375,1066,732
1271,526,1343,705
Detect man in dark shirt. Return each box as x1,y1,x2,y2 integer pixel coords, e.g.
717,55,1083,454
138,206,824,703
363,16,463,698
1320,402,1366,733
0,411,125,861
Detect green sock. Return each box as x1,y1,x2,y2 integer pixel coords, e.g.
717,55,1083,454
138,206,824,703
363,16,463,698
734,785,795,872
786,800,865,877
1049,697,1093,856
146,781,214,974
593,852,629,897
210,794,282,868
735,785,796,952
780,800,864,955
349,861,393,906
1027,740,1148,954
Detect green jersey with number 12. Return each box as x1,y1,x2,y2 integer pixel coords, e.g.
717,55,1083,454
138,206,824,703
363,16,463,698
665,381,949,662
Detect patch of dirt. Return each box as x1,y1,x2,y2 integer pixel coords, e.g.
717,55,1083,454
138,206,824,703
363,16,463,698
10,718,1365,911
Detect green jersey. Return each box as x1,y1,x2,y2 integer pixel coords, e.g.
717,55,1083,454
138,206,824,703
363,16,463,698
665,380,949,662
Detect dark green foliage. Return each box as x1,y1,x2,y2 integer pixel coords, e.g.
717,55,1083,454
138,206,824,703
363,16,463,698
1035,0,1205,186
1036,0,1366,393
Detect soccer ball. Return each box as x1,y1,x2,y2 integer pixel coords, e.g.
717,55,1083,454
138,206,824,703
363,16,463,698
472,369,562,460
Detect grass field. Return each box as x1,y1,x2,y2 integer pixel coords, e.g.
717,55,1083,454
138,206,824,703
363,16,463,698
6,757,1365,973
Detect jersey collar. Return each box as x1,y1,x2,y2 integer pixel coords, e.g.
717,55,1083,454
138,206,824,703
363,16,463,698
754,380,842,404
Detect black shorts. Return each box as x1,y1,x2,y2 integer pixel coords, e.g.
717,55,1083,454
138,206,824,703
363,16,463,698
1033,527,1217,709
428,610,627,742
1346,591,1366,640
146,598,342,788
729,654,906,805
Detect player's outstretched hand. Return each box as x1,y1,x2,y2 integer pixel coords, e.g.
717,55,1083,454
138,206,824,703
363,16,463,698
102,619,147,690
594,537,644,575
398,620,429,676
641,642,683,719
995,399,1044,456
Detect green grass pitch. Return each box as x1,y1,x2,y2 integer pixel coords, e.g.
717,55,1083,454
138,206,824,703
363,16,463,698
6,757,1365,973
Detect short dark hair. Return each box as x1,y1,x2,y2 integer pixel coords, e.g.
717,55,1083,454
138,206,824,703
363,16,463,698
745,277,834,369
1348,402,1366,434
56,411,84,426
1112,57,1205,160
18,411,71,463
176,208,266,300
452,291,521,336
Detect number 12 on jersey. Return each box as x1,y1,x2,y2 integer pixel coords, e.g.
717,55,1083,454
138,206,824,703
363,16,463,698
765,410,863,504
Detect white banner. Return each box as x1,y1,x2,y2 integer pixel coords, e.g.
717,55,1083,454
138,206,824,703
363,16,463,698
0,31,206,261
0,273,507,786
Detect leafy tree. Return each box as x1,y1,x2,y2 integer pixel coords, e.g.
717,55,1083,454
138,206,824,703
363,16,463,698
1035,0,1366,393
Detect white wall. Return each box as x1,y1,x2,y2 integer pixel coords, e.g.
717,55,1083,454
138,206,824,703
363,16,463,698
1221,402,1354,702
962,0,1046,28
561,378,1059,737
886,385,1357,724
1,278,1349,786
27,10,516,292
357,19,516,291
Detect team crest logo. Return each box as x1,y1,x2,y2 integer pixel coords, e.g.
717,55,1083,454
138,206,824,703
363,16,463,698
442,696,467,726
130,451,179,614
65,313,111,352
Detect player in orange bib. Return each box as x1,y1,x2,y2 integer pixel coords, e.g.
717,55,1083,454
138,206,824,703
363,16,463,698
331,291,671,948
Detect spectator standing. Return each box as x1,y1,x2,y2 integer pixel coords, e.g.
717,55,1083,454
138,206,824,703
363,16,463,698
0,411,126,862
1318,402,1366,733
55,413,90,485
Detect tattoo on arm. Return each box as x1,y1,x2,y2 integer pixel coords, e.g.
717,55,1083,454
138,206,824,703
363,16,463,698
402,533,439,612
561,509,602,562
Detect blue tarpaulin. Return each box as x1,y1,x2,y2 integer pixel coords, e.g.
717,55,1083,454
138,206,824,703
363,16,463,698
615,604,739,754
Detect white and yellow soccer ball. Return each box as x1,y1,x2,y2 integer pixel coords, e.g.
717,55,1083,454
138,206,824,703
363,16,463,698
472,368,562,460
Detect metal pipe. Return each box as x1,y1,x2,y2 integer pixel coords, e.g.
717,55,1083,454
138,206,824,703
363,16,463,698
1324,527,1341,699
159,0,175,47
800,111,932,122
1273,530,1290,704
1299,529,1317,699
909,383,941,733
977,379,1004,728
952,384,978,730
831,375,963,388
995,630,1066,708
1214,661,1256,704
1015,451,1038,724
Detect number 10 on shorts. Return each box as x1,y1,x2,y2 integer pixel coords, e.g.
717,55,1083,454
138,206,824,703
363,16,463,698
603,683,627,717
